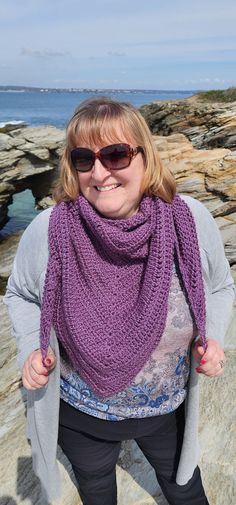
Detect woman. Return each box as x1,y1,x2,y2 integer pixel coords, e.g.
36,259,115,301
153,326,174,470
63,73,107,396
4,97,234,505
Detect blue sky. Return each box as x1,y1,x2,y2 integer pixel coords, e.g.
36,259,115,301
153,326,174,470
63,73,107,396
0,0,236,90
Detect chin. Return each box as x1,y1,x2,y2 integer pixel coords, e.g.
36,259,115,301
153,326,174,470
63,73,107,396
93,202,125,219
97,208,123,219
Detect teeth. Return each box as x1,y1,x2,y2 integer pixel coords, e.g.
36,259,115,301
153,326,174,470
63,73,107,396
96,184,120,192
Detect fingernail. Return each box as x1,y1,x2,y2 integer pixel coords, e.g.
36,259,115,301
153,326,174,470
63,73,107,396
200,359,207,365
196,367,203,373
45,357,52,367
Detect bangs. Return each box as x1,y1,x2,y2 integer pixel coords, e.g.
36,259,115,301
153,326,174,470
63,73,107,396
67,108,138,149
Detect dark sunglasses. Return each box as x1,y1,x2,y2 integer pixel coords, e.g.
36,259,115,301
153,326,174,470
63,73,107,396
70,143,144,172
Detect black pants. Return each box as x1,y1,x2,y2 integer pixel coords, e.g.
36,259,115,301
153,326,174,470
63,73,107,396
58,400,209,505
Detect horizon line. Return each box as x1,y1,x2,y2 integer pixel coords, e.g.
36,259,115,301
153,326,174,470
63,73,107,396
0,85,200,93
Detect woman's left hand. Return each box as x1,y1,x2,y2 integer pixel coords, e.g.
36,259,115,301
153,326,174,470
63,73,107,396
192,338,226,377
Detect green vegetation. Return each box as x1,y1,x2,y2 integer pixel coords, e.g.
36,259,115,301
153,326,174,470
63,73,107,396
0,126,8,133
196,87,236,103
0,123,26,134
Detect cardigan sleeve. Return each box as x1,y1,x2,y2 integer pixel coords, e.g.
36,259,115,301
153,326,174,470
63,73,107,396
181,195,235,347
3,208,52,369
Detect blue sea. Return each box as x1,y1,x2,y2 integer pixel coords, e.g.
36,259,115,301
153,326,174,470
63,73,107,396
0,89,194,128
0,89,194,238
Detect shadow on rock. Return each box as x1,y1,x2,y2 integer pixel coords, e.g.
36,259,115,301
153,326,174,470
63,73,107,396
0,498,18,505
16,457,50,505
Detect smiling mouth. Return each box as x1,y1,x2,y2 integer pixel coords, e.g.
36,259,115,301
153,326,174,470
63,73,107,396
95,184,121,192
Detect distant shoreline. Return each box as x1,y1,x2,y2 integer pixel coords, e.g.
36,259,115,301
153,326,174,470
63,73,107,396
0,85,197,94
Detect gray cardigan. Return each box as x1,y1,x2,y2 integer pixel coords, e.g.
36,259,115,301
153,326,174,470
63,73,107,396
4,195,235,501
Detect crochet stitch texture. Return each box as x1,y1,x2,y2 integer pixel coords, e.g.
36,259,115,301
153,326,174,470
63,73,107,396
40,194,207,398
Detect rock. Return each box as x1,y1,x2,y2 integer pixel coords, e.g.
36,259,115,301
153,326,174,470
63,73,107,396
199,351,236,505
0,148,25,170
10,126,65,150
36,196,55,209
0,182,15,206
18,142,50,161
211,200,236,219
215,213,236,265
152,134,236,265
226,265,236,351
0,126,63,228
0,231,24,294
139,97,236,151
205,157,236,200
0,121,26,133
0,133,14,150
0,133,27,151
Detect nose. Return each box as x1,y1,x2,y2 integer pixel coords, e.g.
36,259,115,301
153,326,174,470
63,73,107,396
91,158,111,180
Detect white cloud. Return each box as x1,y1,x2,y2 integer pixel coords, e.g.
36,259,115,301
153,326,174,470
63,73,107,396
184,77,228,85
107,51,127,58
21,48,70,59
54,78,89,85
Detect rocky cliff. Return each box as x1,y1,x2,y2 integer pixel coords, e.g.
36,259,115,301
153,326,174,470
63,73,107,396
0,129,235,505
139,96,236,151
0,126,64,228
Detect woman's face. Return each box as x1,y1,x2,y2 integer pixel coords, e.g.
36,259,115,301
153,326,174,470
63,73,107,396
76,130,145,219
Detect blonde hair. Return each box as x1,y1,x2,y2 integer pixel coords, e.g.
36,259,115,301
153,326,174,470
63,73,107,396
54,96,176,203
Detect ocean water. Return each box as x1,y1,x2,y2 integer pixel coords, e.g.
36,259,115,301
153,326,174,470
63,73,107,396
0,89,194,128
0,89,194,237
1,189,41,239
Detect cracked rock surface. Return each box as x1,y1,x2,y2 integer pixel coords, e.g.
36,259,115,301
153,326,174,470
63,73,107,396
140,97,236,151
0,126,64,228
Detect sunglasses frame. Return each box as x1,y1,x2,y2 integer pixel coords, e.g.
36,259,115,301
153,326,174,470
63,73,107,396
70,143,144,172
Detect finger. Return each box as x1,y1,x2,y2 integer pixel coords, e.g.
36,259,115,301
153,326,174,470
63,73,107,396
22,369,45,389
214,364,225,377
196,359,225,377
192,343,205,360
214,358,226,376
201,340,224,362
197,350,225,371
29,367,49,386
22,376,36,390
200,348,217,362
24,360,49,387
44,356,53,367
22,375,45,390
199,366,224,377
196,348,219,370
31,357,49,376
43,352,56,371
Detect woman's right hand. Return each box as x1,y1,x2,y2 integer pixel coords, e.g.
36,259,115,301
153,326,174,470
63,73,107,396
22,348,56,390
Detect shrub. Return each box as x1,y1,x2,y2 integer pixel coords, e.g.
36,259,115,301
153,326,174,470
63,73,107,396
197,87,236,103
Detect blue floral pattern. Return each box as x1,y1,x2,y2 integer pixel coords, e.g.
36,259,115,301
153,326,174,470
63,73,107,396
60,260,198,420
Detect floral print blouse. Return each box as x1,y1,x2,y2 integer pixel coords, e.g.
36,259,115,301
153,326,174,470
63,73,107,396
60,259,198,420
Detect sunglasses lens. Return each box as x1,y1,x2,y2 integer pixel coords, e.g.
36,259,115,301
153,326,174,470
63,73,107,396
71,144,132,172
101,144,130,169
71,148,94,172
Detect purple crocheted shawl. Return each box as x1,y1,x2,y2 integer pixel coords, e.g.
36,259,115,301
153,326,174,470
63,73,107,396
40,194,207,398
